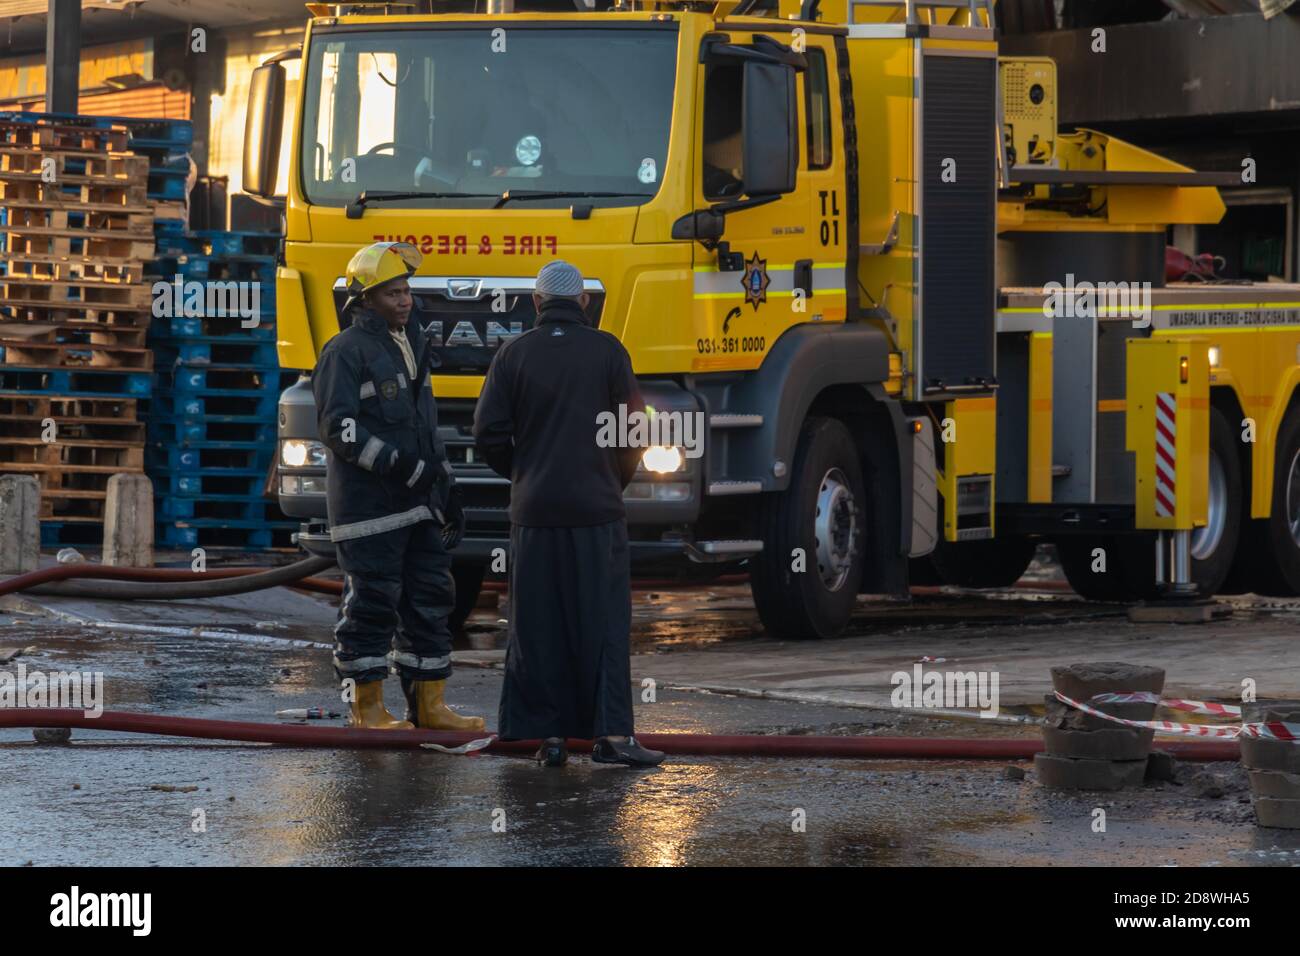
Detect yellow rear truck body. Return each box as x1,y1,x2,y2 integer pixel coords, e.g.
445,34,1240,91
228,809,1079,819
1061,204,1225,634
251,0,1300,637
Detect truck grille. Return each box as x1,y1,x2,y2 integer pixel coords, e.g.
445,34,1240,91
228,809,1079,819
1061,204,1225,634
332,276,605,374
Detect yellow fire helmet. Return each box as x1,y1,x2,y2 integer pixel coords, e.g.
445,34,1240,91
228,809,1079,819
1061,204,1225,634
342,241,422,314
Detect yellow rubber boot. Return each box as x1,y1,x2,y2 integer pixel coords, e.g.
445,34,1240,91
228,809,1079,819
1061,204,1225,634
350,680,414,730
406,679,486,732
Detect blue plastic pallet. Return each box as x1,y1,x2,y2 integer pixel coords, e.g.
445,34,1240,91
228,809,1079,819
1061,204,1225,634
151,471,269,497
156,521,295,551
148,316,276,340
147,389,280,420
40,521,102,548
157,495,281,521
0,366,152,397
0,111,195,148
147,444,276,473
147,416,277,443
154,339,280,367
146,173,188,200
194,231,280,258
157,366,283,393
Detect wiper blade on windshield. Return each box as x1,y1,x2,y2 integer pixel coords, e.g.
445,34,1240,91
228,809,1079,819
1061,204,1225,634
345,190,498,219
492,190,655,209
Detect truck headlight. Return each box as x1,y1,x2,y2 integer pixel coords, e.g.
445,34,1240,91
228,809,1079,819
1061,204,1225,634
641,445,684,474
281,439,327,468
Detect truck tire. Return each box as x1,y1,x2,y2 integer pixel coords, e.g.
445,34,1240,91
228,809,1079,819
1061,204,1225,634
751,417,866,639
926,537,1036,589
1056,535,1133,601
1236,409,1300,595
449,564,486,632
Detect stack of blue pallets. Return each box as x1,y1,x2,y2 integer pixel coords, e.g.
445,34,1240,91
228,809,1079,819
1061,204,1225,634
146,229,295,551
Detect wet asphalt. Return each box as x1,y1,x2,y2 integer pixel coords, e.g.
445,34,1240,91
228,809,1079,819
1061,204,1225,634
3,566,1300,867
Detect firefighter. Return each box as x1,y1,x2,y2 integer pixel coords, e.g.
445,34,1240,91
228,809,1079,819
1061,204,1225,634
473,260,665,767
314,241,484,732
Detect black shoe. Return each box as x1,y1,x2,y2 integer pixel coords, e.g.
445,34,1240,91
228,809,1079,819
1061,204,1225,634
591,735,665,767
535,737,567,767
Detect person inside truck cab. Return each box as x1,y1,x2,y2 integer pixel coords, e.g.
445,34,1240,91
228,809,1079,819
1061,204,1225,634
702,61,744,199
312,241,484,732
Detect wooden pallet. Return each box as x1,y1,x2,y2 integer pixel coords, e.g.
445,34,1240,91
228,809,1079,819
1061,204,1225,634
0,120,129,153
0,254,145,285
0,317,149,348
0,422,145,450
0,200,154,239
0,176,148,208
0,227,155,263
0,437,144,470
0,149,150,183
0,277,153,309
0,393,140,428
0,339,153,370
152,199,186,222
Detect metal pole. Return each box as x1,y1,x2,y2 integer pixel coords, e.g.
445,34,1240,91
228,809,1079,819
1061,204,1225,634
1172,529,1195,596
46,0,81,114
1154,531,1166,589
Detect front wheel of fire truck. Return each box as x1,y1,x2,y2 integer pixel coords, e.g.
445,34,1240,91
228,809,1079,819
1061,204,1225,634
750,417,866,640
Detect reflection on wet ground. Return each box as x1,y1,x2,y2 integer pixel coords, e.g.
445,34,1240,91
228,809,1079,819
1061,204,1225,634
4,577,1300,866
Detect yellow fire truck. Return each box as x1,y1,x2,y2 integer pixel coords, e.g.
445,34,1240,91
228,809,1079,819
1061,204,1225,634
245,0,1300,637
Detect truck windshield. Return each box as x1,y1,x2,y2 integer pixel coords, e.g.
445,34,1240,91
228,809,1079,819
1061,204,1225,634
300,26,678,209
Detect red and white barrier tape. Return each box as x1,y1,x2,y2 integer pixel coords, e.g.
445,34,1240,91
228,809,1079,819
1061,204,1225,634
1088,691,1241,718
1053,691,1300,741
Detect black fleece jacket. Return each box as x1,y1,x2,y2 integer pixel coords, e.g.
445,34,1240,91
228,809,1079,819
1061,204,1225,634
472,297,642,527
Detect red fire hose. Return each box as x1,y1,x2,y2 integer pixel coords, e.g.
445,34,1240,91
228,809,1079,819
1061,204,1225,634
0,708,1241,761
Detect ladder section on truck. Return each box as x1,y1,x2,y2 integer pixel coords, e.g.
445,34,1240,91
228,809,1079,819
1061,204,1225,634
847,0,998,400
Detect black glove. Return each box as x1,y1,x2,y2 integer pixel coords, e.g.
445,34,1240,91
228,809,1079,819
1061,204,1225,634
441,483,466,550
390,450,437,497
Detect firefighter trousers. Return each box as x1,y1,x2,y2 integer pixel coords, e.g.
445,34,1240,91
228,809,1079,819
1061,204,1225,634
332,519,455,684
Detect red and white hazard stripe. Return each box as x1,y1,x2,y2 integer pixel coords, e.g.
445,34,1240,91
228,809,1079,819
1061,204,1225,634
1090,691,1241,718
1055,691,1300,741
1154,392,1177,518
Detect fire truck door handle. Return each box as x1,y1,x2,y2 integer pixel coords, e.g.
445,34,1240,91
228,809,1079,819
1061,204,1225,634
794,260,813,299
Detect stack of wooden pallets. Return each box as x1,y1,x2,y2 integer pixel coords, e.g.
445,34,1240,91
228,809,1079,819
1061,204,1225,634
0,116,155,546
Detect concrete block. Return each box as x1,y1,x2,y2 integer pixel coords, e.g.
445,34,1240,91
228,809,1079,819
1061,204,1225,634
102,474,153,568
1033,752,1148,791
1126,600,1223,624
1248,770,1300,800
1042,725,1154,761
1241,737,1300,773
1050,662,1165,701
0,475,40,574
1044,694,1155,730
1243,700,1300,724
1146,750,1178,782
1253,797,1300,829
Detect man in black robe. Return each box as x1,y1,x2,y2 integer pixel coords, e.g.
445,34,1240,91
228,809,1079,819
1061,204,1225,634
472,261,664,768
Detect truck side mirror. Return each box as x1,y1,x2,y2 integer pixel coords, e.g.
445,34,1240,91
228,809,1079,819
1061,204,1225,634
741,60,799,197
244,62,286,199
